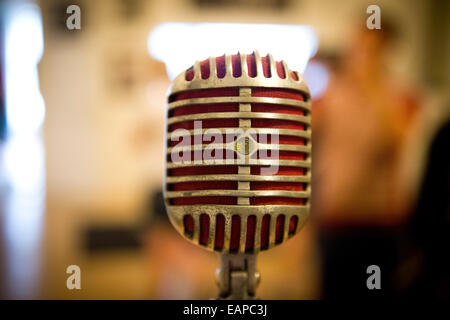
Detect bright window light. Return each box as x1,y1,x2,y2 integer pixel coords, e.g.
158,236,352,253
303,61,329,100
1,1,46,298
148,23,318,80
4,2,45,135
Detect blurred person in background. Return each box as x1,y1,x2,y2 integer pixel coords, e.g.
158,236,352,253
312,18,422,298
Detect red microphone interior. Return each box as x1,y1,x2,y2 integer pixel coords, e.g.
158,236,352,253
166,52,310,252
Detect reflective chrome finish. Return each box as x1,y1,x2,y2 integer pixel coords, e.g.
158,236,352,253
164,50,311,255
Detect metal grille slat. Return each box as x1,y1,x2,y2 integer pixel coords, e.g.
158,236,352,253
167,143,311,154
166,190,309,199
168,112,310,126
168,96,311,112
166,174,310,183
168,128,311,139
166,159,310,169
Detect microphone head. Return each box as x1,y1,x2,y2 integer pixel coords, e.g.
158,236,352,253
164,50,311,254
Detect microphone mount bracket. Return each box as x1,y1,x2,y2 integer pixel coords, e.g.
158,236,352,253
216,253,260,299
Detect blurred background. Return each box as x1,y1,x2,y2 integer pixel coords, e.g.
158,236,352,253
0,0,449,299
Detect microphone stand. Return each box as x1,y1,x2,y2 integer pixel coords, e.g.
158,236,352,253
216,254,260,299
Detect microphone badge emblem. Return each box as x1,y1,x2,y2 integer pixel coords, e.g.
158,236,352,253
164,50,311,299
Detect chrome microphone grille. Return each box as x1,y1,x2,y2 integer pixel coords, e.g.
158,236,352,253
164,50,311,254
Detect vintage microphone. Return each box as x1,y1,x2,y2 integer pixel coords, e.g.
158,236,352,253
163,50,311,299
